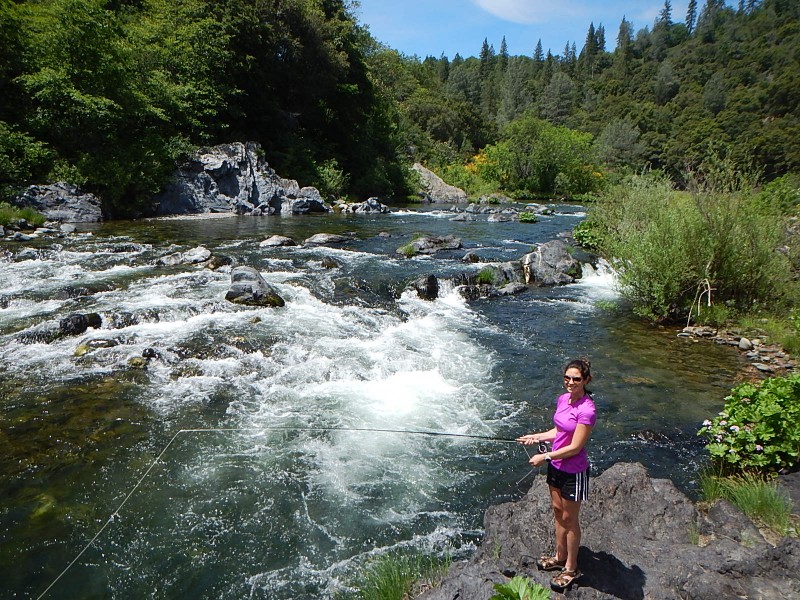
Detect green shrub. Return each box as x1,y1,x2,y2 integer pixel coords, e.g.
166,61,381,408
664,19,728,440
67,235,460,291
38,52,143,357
588,174,792,322
490,576,550,600
699,470,793,536
518,212,538,223
698,373,800,473
572,219,601,251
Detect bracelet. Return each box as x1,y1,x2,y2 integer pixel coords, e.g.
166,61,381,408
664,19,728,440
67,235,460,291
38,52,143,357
544,452,552,461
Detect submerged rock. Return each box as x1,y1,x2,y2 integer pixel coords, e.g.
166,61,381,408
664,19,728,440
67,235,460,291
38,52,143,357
260,235,297,247
225,266,285,307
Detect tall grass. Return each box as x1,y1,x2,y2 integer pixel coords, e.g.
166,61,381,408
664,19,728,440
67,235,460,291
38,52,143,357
699,470,793,536
0,202,46,227
336,551,451,600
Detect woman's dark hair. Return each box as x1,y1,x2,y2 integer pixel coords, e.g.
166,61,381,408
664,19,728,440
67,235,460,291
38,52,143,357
564,358,592,395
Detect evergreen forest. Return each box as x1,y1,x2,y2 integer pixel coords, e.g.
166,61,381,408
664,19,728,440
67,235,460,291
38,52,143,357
1,0,799,212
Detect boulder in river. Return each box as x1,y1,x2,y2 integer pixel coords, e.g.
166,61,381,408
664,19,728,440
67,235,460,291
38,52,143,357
59,312,102,336
155,245,212,266
397,235,462,256
521,239,581,286
412,163,468,203
418,462,800,600
260,235,297,248
13,183,103,223
304,233,351,246
409,274,439,301
225,266,285,307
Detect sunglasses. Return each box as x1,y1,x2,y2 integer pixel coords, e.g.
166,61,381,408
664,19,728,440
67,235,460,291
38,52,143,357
563,375,583,383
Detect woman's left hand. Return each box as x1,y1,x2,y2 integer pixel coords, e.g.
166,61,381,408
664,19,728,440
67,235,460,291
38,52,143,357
529,453,548,467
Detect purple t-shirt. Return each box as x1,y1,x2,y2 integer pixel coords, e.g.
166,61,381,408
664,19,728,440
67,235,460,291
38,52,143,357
551,392,596,473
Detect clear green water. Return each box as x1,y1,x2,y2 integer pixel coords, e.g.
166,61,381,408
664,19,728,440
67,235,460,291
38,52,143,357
0,206,742,598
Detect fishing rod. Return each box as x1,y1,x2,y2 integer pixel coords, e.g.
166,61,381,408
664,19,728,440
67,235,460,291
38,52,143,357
35,424,538,600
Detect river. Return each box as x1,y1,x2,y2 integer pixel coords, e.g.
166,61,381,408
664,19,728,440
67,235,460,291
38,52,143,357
0,204,743,599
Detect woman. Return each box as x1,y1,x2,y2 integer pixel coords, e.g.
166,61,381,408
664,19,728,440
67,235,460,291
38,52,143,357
516,358,596,592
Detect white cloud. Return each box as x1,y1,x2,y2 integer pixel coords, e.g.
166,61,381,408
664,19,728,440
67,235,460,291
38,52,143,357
472,0,583,24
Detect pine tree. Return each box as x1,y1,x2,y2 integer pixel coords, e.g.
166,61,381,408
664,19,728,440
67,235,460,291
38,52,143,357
533,39,544,62
596,24,606,52
498,36,509,72
657,0,673,27
686,0,698,33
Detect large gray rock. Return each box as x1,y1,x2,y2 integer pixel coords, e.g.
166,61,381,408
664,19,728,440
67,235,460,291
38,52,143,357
397,235,462,256
521,239,581,286
419,463,800,600
14,183,103,222
412,163,468,203
155,142,331,216
225,266,285,307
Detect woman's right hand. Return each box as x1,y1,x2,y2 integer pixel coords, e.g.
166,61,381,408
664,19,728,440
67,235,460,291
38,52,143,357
516,434,538,445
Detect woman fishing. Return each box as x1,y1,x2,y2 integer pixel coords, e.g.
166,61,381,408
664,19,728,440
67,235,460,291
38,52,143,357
516,358,596,592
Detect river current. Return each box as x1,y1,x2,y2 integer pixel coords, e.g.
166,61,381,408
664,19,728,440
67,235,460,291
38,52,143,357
0,204,743,599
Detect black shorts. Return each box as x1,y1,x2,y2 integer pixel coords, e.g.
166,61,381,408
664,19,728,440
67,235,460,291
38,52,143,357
546,463,590,502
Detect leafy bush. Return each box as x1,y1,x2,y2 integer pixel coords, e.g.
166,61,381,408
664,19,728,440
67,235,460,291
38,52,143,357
518,212,538,223
588,174,792,322
490,576,550,600
698,373,800,473
572,219,601,251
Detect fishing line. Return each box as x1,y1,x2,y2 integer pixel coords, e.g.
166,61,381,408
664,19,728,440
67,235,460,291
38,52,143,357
35,424,533,600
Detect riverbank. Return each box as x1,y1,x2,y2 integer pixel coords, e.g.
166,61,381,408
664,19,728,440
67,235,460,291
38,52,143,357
419,463,800,600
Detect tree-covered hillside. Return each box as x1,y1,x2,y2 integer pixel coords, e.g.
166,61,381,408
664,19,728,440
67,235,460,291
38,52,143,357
1,0,799,215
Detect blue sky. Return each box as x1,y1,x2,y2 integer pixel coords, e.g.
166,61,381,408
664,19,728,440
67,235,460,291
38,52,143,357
354,1,720,59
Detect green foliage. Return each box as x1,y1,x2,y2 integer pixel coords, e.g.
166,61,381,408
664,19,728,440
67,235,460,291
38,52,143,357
474,113,602,196
336,551,450,600
0,201,46,227
397,242,418,258
699,470,793,536
698,373,800,473
518,212,538,223
315,159,350,200
490,576,550,600
588,172,792,322
572,219,601,251
477,267,497,285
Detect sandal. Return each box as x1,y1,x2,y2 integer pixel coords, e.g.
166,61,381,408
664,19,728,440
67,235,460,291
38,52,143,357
551,568,581,592
536,555,566,571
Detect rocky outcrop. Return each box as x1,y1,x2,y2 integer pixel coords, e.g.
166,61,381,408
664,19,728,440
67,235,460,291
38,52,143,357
522,240,581,286
14,183,103,222
225,266,285,307
412,163,468,203
335,197,391,213
155,142,331,216
408,274,439,300
304,233,352,246
397,235,462,256
419,462,800,600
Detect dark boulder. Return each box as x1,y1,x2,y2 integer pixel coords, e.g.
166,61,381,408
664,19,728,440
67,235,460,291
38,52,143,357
418,462,800,600
409,275,439,301
59,312,102,336
225,266,285,307
14,183,103,223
